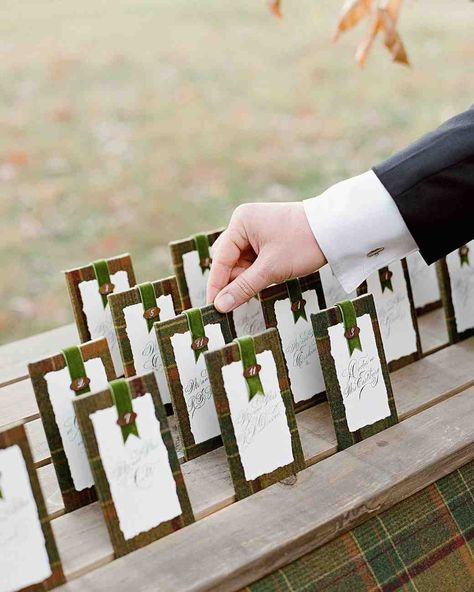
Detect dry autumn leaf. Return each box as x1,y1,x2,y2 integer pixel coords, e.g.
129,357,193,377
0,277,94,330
333,0,373,41
269,0,282,19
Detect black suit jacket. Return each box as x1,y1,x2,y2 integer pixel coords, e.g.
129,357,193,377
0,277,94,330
373,104,474,264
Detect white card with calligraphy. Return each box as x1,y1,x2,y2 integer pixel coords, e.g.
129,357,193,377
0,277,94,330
319,264,357,307
365,261,417,364
79,270,130,376
171,323,226,444
328,313,390,432
407,251,440,310
221,350,294,481
274,290,324,403
0,445,52,592
45,358,109,492
90,393,181,540
446,240,474,333
124,295,176,405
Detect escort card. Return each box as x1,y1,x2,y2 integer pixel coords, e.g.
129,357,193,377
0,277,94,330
64,254,136,376
358,259,421,371
155,305,234,460
169,230,266,337
28,338,115,512
312,294,398,450
204,329,305,500
0,423,64,592
406,251,441,314
437,240,474,343
319,264,357,308
73,373,194,558
260,274,326,409
109,276,182,411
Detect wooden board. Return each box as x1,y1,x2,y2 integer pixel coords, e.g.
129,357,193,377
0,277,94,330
41,338,474,579
54,388,474,591
0,323,78,387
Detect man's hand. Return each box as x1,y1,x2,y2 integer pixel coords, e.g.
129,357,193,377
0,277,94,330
207,202,326,312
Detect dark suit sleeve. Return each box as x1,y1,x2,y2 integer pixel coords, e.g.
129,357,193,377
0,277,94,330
372,104,474,265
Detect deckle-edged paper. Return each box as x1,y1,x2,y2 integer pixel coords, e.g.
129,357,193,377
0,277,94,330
171,323,225,444
274,289,324,403
79,270,130,375
328,313,390,432
44,357,109,492
0,445,52,592
319,264,356,307
90,392,182,541
406,251,440,311
446,240,474,334
124,294,176,404
222,350,294,481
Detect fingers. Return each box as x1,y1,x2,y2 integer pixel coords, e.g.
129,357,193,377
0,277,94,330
206,220,250,304
214,256,271,312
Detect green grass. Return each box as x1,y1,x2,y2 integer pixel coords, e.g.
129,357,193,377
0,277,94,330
0,0,473,343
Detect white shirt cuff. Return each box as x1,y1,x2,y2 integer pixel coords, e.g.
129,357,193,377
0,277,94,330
303,170,419,293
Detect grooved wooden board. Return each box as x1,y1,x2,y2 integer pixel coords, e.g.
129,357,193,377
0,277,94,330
55,389,474,592
0,323,78,387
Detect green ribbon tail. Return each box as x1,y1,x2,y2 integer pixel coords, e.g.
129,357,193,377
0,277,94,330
110,379,139,443
287,278,307,323
92,259,113,307
62,346,91,396
378,266,393,293
193,233,212,274
236,335,265,402
184,308,209,362
335,300,362,356
138,282,160,332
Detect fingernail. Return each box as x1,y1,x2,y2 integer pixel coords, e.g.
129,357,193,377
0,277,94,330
215,292,235,313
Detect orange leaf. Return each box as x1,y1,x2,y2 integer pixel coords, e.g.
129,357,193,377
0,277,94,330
355,12,382,66
380,8,410,65
269,0,282,18
333,0,373,41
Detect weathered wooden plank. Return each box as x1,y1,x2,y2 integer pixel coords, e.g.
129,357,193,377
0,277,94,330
55,388,474,591
0,323,78,387
417,306,448,354
0,378,39,425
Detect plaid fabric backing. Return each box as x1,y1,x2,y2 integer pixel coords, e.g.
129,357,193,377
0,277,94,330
312,294,398,451
64,253,136,342
108,275,182,378
357,259,422,372
73,372,194,558
243,459,474,592
259,273,327,411
0,423,65,590
204,328,305,500
28,337,116,512
169,229,223,310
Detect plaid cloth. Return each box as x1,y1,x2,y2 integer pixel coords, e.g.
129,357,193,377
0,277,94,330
243,459,474,592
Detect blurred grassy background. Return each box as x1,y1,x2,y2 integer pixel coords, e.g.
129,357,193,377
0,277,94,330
0,0,473,343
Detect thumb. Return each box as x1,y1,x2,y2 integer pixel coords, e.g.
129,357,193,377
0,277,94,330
213,257,270,313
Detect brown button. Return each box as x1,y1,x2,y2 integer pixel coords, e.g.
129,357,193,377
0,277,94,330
143,306,161,320
191,336,209,351
460,246,469,256
116,411,138,427
200,256,212,268
367,247,384,257
344,326,360,340
70,376,91,392
98,282,115,296
243,363,261,378
381,270,393,282
291,299,306,312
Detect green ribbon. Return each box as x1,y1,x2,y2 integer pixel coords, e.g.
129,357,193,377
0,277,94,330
92,259,114,307
184,308,209,362
286,278,307,323
110,379,139,443
138,282,160,332
236,335,265,402
378,266,393,293
193,233,212,273
335,300,362,356
459,245,470,267
62,346,91,396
